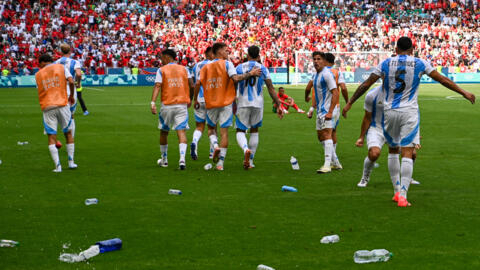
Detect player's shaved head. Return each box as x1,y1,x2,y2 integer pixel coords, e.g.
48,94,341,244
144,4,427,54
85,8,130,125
212,42,227,55
162,49,176,60
324,53,335,64
247,46,260,59
396,37,413,52
60,43,71,55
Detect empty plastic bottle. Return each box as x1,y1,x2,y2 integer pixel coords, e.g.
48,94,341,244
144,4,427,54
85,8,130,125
95,238,122,253
281,185,297,192
320,234,340,244
85,198,98,205
0,240,19,247
257,264,275,270
168,189,182,195
290,156,300,170
354,249,393,264
204,163,213,170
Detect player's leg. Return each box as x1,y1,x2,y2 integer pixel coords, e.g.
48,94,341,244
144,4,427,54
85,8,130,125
214,105,233,170
388,147,401,200
331,107,342,169
358,127,385,187
248,107,262,168
207,108,220,163
383,109,403,201
58,106,77,169
316,115,333,173
44,109,61,172
77,90,89,115
292,103,304,113
191,103,206,160
411,147,420,185
177,130,188,170
398,147,414,207
172,106,189,169
157,107,171,167
235,107,251,170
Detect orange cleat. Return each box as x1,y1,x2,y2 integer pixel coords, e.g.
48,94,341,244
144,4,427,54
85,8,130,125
397,196,411,207
212,148,221,163
392,192,400,202
243,149,251,170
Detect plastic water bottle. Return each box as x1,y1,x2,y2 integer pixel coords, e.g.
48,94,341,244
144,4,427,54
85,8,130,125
281,185,297,192
320,234,340,244
290,156,299,170
168,189,182,195
0,240,19,247
95,238,122,253
354,249,393,264
84,198,98,205
204,163,213,170
257,264,275,270
79,245,100,259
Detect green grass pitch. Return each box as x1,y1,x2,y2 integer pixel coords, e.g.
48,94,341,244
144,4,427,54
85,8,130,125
0,84,479,270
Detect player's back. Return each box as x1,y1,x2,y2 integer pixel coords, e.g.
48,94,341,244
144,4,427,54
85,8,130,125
193,59,210,102
236,61,269,108
55,57,81,80
159,63,190,105
35,64,69,111
312,67,336,115
375,55,434,111
200,59,236,109
364,86,384,129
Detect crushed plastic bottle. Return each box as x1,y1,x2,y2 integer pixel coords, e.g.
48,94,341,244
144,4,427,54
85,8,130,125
320,234,340,244
0,240,19,247
59,245,100,263
17,141,29,145
168,189,182,195
281,185,297,192
204,163,213,170
95,238,122,253
85,198,98,205
257,264,275,270
354,249,393,264
290,156,300,170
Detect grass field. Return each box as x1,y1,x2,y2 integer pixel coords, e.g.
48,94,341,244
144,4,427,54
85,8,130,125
1,84,479,270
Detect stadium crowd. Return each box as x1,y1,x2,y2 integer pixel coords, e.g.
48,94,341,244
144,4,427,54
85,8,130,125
1,0,480,75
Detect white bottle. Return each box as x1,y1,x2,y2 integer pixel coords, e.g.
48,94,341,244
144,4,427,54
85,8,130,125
354,249,392,264
320,234,340,244
257,264,275,270
168,189,182,195
290,156,300,170
85,198,98,205
204,163,213,170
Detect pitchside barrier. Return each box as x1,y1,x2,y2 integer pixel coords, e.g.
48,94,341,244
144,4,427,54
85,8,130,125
1,70,480,88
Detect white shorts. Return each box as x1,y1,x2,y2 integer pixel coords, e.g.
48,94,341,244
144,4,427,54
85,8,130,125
316,113,334,130
383,109,420,147
235,107,263,130
333,106,340,130
367,127,385,149
158,105,189,131
43,106,72,135
194,102,207,123
206,104,233,128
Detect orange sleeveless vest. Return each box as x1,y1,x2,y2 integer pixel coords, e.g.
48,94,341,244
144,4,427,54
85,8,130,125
200,60,236,109
35,64,68,111
160,64,190,105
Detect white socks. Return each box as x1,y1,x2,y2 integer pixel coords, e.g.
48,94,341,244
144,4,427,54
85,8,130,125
48,144,60,168
331,143,338,162
217,148,227,166
66,143,75,166
179,143,187,162
236,132,249,153
388,154,401,193
209,134,219,149
362,156,375,181
249,133,259,161
160,144,168,159
322,139,333,167
70,119,76,138
192,130,202,145
400,158,414,198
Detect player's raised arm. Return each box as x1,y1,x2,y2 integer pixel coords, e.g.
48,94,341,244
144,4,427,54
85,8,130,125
265,78,283,119
342,73,380,118
428,70,476,104
305,80,313,102
231,67,261,83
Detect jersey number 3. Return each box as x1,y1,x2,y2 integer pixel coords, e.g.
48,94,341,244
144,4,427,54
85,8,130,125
393,70,406,93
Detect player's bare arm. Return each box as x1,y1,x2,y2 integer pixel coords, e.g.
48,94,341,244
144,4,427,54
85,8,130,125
265,79,284,119
67,77,75,104
428,70,476,104
188,78,194,106
150,83,161,115
325,88,339,120
75,68,82,88
342,73,380,118
193,81,201,109
231,67,261,83
356,111,372,147
340,83,348,104
305,80,313,102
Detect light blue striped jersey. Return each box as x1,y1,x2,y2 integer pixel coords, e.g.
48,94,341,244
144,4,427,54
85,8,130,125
364,86,383,129
192,59,210,102
373,55,434,111
55,56,82,97
312,67,337,115
236,61,270,108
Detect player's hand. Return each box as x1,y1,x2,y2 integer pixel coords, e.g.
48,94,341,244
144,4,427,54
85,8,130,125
342,102,352,118
68,96,75,105
249,67,261,77
276,104,284,119
305,96,311,102
463,91,476,104
325,112,332,120
150,103,157,115
187,101,192,108
194,100,200,110
75,82,81,88
307,107,314,118
415,144,421,150
355,138,364,147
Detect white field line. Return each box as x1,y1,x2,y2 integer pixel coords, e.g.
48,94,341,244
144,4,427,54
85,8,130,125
84,87,105,91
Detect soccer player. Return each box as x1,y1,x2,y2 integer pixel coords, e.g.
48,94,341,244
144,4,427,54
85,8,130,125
190,46,214,160
304,52,339,174
150,49,194,170
35,54,77,172
343,37,475,207
193,42,261,171
54,43,83,136
235,46,283,169
76,70,89,116
276,87,304,114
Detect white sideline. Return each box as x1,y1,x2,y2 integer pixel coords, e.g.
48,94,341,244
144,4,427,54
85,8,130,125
84,87,105,91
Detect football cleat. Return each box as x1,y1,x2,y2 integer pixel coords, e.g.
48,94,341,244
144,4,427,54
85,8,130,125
212,148,221,163
215,164,224,171
411,179,420,185
316,165,331,174
397,196,411,207
357,178,369,187
68,163,78,169
83,111,89,116
297,109,305,113
243,149,251,170
392,192,400,202
249,160,255,168
157,158,168,168
190,143,198,160
331,160,343,170
53,165,62,173
179,160,186,170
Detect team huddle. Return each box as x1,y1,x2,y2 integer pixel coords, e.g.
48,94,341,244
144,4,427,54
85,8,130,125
34,37,475,207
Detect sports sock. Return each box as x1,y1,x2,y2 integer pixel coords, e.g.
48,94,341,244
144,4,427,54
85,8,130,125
249,133,259,161
209,134,219,149
388,154,401,193
70,119,76,137
362,156,375,181
293,104,300,111
160,144,168,159
236,132,249,153
48,144,60,167
322,139,333,167
400,158,413,198
331,143,338,162
217,148,227,166
179,143,187,162
66,143,75,166
192,130,202,145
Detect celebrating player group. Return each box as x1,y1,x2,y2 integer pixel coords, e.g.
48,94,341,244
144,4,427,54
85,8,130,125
34,37,475,207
